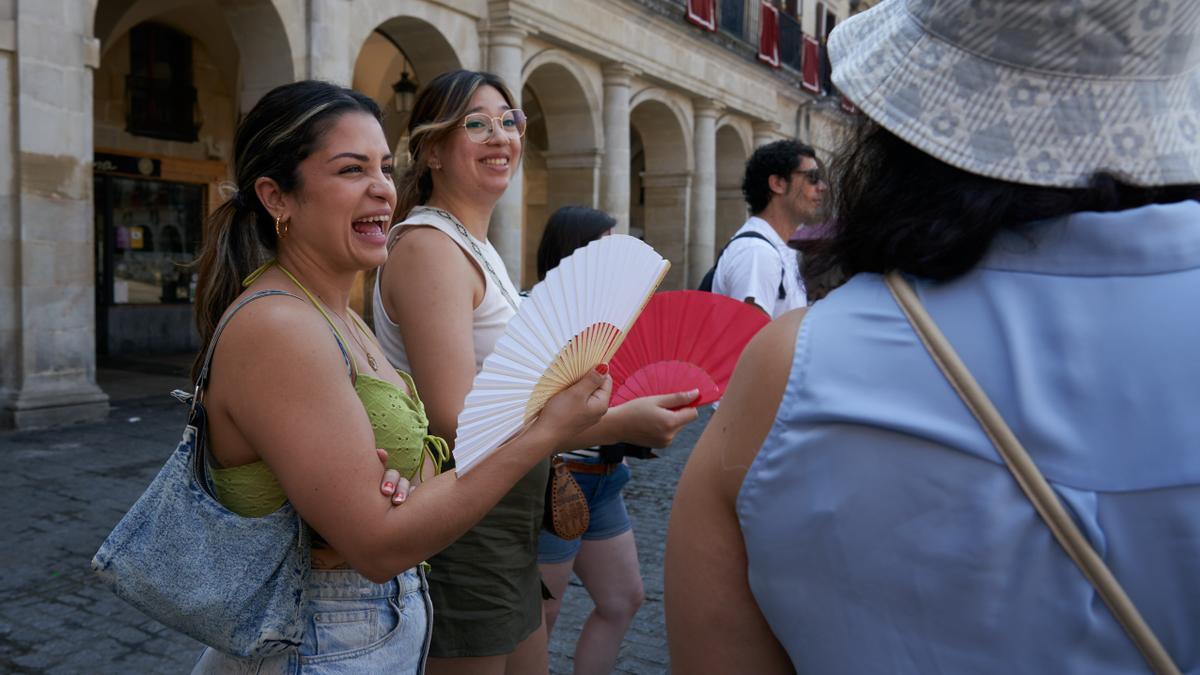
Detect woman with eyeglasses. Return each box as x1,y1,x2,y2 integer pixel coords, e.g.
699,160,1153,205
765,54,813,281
375,70,697,675
180,79,610,673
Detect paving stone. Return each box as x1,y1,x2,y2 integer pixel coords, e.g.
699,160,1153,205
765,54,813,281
0,374,712,672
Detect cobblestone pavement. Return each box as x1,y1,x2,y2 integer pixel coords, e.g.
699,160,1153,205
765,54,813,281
0,363,710,674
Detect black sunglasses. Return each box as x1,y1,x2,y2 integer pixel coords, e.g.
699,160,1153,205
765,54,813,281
793,168,826,186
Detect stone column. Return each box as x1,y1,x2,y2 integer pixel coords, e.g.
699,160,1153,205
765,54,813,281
522,149,602,284
545,149,602,212
601,62,637,235
687,99,719,288
486,24,528,280
640,171,691,290
1,6,108,428
307,0,354,85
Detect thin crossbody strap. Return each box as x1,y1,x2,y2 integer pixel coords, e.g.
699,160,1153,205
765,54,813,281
410,205,520,312
883,271,1180,675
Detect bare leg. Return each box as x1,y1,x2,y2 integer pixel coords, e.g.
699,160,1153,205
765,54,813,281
426,656,506,675
571,531,645,675
506,619,549,675
538,558,577,638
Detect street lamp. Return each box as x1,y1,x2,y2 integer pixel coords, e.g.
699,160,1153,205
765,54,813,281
392,69,418,115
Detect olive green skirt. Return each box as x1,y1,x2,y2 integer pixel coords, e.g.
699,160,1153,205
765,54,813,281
427,458,550,658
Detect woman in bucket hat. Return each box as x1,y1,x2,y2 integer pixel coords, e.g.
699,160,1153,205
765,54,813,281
665,0,1200,672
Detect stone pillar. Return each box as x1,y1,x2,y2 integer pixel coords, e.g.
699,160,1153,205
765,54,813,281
0,5,108,428
307,0,354,84
687,99,718,288
545,149,602,212
641,171,691,290
522,149,602,285
486,24,527,280
752,120,778,150
601,62,637,235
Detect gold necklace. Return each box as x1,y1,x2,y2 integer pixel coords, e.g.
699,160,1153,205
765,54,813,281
272,261,379,372
333,310,379,372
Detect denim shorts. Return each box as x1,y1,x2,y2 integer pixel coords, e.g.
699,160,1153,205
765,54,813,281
192,566,432,674
537,458,633,564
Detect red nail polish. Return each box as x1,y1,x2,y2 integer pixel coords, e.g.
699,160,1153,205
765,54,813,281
595,363,609,375
382,482,395,492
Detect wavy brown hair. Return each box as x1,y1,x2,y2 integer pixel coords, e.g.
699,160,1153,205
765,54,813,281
190,80,381,381
394,70,518,220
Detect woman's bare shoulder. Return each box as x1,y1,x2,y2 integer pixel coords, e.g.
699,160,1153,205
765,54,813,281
706,307,805,502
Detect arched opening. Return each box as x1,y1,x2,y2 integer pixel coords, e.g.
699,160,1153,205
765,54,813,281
92,0,292,355
715,124,751,247
630,97,691,290
352,18,462,156
350,16,463,318
520,56,601,287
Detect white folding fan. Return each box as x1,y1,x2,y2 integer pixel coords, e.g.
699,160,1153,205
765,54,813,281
453,234,670,475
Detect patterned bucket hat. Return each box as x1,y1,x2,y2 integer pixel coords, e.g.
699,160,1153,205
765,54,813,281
829,0,1200,187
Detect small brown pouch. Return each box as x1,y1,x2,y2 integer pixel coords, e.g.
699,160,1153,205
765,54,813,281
543,455,590,540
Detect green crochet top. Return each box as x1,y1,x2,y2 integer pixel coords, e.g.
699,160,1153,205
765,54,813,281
210,262,450,518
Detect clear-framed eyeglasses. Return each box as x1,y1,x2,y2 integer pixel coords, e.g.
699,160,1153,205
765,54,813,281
461,109,527,143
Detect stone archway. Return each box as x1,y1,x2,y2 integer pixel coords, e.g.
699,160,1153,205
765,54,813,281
352,16,464,156
715,122,751,247
520,52,603,287
349,16,464,315
95,0,294,113
92,0,287,356
630,93,692,290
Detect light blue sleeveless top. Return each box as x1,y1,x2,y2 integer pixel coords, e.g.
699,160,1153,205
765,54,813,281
737,201,1200,674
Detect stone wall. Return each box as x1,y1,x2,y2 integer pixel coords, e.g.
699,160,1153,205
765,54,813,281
0,0,856,428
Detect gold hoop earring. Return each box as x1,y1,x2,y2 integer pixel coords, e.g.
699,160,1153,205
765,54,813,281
275,215,289,239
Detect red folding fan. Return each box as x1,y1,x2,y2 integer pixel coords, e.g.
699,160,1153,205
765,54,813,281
608,290,771,407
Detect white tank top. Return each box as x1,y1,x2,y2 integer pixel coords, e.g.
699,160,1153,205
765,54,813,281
373,208,520,375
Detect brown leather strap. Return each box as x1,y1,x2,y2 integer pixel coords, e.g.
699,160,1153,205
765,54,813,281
563,460,620,476
884,271,1180,675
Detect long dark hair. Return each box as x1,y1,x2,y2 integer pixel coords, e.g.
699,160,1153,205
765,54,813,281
394,70,518,220
191,80,381,380
806,120,1200,283
536,206,616,281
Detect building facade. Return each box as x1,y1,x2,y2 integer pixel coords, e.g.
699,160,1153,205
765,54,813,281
0,0,863,428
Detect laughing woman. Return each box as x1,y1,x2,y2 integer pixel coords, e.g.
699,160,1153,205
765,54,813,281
187,80,610,673
375,70,697,675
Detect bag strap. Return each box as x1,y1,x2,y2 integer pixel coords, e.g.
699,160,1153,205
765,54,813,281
883,271,1180,675
189,290,304,417
718,231,787,300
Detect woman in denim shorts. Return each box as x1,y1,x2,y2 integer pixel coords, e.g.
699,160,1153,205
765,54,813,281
533,207,692,675
180,81,610,674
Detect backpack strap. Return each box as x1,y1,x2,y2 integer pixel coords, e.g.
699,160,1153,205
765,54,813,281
716,231,787,300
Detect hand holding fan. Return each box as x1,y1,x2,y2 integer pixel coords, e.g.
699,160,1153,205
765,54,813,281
453,235,670,475
609,290,771,407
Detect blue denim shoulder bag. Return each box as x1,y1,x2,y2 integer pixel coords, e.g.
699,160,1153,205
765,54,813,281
92,290,311,657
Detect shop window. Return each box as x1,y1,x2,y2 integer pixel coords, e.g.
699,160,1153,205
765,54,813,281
95,175,205,305
126,23,200,142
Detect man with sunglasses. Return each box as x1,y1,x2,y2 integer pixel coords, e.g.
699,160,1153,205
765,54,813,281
711,139,826,317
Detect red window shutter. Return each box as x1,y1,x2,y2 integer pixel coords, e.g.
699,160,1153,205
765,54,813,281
801,34,821,92
686,0,717,31
758,1,780,68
